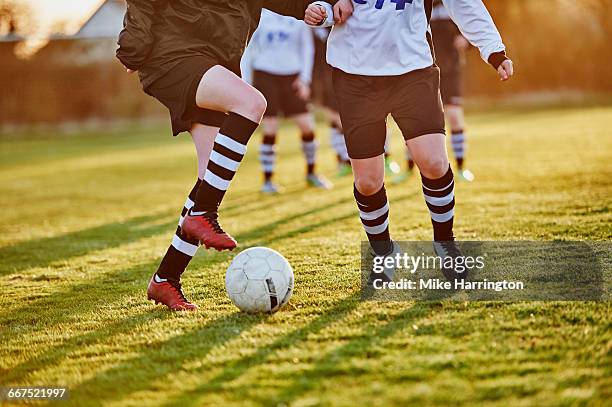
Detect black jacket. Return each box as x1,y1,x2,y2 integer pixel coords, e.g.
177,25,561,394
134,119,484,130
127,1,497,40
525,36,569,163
117,0,336,88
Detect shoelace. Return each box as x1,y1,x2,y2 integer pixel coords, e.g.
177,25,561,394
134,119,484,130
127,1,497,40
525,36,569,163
203,212,225,234
168,279,188,302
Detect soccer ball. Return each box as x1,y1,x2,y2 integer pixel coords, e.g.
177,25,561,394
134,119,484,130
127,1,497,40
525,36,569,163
225,247,294,313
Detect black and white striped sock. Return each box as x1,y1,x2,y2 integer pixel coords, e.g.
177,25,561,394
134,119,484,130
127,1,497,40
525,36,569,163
451,129,466,168
301,132,317,175
421,166,455,241
354,185,393,256
259,134,276,182
193,112,259,213
156,179,202,281
330,124,349,163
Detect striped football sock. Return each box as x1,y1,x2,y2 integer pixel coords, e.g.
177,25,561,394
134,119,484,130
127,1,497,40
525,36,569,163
193,112,259,213
156,179,202,281
259,134,277,182
354,184,393,256
330,124,349,163
421,166,455,241
451,129,466,169
301,132,317,175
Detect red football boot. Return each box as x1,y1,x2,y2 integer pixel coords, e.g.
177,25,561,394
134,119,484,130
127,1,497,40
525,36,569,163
147,275,198,311
181,212,237,251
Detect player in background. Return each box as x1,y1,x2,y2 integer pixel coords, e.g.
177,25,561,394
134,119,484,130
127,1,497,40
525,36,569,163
313,27,352,177
242,10,333,193
117,0,342,311
313,0,513,280
395,0,474,183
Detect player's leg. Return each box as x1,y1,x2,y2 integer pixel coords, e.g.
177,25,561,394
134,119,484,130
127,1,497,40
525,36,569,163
327,109,351,177
148,123,219,310
182,65,267,250
260,116,280,193
391,147,415,184
331,69,395,256
392,66,466,280
446,104,473,181
294,112,332,189
252,71,282,193
405,133,455,241
383,128,400,176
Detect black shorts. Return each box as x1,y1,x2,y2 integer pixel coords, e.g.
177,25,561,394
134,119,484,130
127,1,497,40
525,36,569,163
321,63,339,111
145,56,237,136
332,66,446,159
253,70,309,118
440,68,464,106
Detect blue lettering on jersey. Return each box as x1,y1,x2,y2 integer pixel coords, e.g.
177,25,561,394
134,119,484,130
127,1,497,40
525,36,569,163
354,0,413,10
266,31,290,44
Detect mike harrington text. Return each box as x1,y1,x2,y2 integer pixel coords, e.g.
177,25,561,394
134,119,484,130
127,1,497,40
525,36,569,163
372,278,525,292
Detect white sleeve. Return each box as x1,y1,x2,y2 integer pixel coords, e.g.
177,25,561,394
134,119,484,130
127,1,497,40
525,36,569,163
299,26,315,84
441,0,506,65
241,30,259,85
310,1,335,28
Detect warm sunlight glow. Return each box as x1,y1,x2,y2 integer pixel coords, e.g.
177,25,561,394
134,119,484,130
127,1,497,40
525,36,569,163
21,0,105,34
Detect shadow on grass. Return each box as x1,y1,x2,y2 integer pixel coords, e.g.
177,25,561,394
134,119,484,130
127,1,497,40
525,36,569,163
0,260,161,380
0,214,175,276
65,311,270,406
266,302,438,406
157,293,362,407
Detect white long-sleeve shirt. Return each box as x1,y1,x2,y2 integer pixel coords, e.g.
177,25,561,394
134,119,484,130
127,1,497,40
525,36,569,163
241,10,315,84
317,0,505,76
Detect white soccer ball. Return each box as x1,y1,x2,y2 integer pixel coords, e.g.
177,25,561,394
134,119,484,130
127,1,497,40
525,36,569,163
225,247,294,313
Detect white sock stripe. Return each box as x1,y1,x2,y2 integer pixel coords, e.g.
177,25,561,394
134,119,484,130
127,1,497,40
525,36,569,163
178,215,185,227
204,170,231,191
259,144,275,153
359,203,390,221
430,209,454,223
262,165,275,172
210,150,240,172
424,192,454,206
172,234,198,256
184,197,195,210
363,219,389,235
422,179,454,192
216,133,247,155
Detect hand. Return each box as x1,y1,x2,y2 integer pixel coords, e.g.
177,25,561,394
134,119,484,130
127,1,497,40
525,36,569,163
305,4,327,26
454,35,469,51
293,78,311,101
333,0,353,24
497,59,514,81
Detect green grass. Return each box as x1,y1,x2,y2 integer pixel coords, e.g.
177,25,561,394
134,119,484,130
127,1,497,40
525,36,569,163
0,106,611,406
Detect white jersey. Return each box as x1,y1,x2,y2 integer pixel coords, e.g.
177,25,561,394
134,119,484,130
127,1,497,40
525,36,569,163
241,10,314,84
317,0,505,76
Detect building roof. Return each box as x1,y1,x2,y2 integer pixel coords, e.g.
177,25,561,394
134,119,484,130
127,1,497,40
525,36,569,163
75,0,125,39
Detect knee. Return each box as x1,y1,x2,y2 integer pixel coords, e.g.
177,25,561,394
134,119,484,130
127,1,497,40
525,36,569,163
355,173,383,196
418,154,449,179
239,88,267,119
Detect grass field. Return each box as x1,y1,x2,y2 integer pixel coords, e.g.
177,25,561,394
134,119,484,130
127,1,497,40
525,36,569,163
1,105,611,406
